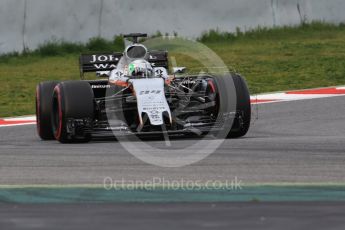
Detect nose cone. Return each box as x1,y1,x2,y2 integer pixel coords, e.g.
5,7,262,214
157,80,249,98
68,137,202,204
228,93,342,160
131,78,172,126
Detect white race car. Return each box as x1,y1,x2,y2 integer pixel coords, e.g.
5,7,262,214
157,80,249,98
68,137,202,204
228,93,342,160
36,33,251,143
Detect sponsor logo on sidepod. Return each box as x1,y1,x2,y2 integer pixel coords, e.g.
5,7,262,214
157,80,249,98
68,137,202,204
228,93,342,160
91,85,111,89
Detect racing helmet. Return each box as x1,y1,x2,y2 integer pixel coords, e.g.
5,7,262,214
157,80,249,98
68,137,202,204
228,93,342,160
128,59,153,77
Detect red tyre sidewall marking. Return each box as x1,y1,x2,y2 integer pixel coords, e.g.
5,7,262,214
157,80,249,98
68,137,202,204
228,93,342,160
54,85,63,140
208,79,220,116
36,85,41,136
208,80,216,94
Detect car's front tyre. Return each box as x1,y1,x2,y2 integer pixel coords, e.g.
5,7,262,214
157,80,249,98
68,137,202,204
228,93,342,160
227,74,251,138
52,81,94,143
211,74,251,138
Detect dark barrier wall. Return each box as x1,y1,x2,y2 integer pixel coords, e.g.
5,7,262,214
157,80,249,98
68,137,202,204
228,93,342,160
0,0,344,53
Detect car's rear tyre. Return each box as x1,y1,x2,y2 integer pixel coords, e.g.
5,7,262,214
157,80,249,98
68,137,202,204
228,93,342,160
52,81,94,143
36,81,59,140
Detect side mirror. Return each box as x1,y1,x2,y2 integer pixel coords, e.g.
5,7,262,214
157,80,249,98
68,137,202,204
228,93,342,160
96,71,111,78
173,67,187,74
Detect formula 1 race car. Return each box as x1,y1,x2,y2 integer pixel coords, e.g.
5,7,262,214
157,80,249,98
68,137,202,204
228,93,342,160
36,33,251,143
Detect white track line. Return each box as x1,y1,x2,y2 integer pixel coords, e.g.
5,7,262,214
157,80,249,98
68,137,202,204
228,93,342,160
0,122,36,127
3,116,36,121
250,92,345,102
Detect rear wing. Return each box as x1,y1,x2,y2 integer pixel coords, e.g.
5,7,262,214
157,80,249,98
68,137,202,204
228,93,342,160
79,53,123,79
147,51,169,70
79,51,169,78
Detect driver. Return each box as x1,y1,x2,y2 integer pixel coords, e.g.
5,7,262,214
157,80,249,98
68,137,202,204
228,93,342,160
109,59,154,87
128,59,154,78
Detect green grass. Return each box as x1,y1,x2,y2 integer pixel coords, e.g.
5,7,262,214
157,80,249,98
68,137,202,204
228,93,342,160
1,22,345,117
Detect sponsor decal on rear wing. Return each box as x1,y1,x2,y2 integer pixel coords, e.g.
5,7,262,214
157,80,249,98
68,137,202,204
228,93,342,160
79,53,123,78
147,51,169,70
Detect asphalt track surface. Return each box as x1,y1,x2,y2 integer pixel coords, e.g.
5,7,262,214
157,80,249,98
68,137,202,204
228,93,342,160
1,95,345,229
1,202,345,230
